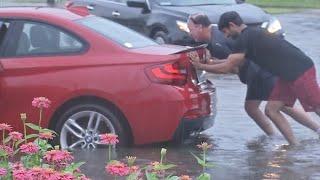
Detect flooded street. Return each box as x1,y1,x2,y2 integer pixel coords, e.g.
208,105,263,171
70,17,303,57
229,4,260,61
72,10,320,179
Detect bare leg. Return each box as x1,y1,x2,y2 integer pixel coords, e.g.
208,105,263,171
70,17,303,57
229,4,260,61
265,101,298,145
281,107,320,132
245,100,276,136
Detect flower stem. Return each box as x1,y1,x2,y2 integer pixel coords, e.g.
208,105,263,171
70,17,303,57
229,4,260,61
108,145,111,161
2,131,4,145
38,108,43,167
39,108,43,136
22,119,27,143
203,150,206,172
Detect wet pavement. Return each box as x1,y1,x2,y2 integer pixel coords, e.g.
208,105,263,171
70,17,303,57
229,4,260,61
1,3,318,179
72,10,320,180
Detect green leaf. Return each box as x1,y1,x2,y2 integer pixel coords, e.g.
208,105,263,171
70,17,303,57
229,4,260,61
126,173,139,180
157,164,176,171
191,152,206,167
16,134,38,146
0,149,7,157
146,172,159,180
64,162,86,173
0,160,9,168
204,163,215,168
21,154,40,168
4,136,11,144
166,175,179,180
197,173,211,180
41,128,57,134
25,123,41,131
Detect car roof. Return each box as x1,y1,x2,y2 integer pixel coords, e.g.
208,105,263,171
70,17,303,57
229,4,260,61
0,7,83,21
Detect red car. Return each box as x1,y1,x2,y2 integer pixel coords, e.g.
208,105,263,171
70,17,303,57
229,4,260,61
0,7,216,149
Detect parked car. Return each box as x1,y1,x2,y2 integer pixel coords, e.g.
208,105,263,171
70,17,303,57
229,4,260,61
0,7,216,149
65,0,284,45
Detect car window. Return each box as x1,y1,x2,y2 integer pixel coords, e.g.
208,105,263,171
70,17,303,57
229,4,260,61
14,21,84,56
0,21,10,49
76,16,158,49
155,0,236,6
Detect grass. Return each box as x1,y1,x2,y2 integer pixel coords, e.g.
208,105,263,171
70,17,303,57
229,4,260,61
262,7,305,14
247,0,320,9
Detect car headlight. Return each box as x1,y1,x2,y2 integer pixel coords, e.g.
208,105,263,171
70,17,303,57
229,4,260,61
261,17,282,34
176,20,190,33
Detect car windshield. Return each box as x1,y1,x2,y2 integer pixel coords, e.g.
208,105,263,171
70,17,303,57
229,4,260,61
155,0,236,6
76,16,158,49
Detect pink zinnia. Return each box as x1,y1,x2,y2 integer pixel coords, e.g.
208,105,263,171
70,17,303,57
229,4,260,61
129,165,139,174
0,123,12,131
12,169,32,180
0,168,7,177
10,162,24,171
100,133,119,145
20,142,39,154
43,150,74,168
39,132,55,140
9,131,23,142
0,145,13,157
40,168,58,179
105,161,130,176
55,172,74,180
32,97,51,109
28,167,42,179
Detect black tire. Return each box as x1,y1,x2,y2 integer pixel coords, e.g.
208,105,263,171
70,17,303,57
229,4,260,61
152,31,169,44
53,103,129,149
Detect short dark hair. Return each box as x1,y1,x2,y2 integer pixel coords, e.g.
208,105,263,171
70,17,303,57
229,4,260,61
188,13,211,27
218,11,244,30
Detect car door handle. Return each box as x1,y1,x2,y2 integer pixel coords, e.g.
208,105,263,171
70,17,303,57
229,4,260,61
86,4,95,10
112,11,120,17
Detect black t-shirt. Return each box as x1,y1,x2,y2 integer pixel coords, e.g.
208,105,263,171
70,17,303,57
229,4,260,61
206,26,233,59
206,26,249,83
234,27,314,81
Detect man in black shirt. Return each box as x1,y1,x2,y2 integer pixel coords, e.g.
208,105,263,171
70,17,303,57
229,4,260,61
187,13,320,142
189,11,320,145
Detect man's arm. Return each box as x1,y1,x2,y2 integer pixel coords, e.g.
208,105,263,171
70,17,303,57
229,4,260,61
191,53,246,74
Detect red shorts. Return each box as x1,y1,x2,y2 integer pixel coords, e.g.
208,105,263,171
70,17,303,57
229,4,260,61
269,66,320,112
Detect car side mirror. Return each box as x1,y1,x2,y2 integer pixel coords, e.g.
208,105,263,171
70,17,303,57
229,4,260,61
127,0,148,9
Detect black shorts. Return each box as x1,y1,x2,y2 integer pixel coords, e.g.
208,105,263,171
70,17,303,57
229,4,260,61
246,74,276,101
242,61,276,101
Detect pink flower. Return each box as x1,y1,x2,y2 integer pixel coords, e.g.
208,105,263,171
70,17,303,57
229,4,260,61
9,131,23,142
180,175,192,180
0,145,13,157
196,142,213,151
99,133,119,145
40,168,58,179
10,162,24,171
12,169,32,180
105,161,130,177
43,150,74,169
129,165,139,174
39,132,55,140
55,172,74,180
0,123,12,131
28,167,42,179
32,97,51,109
0,168,7,177
20,142,39,154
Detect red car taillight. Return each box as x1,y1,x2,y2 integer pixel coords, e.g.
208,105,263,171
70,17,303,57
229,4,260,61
145,60,187,86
